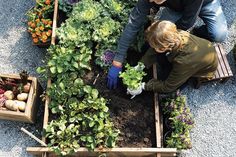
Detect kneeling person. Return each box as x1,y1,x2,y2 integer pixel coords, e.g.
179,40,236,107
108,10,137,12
128,20,218,95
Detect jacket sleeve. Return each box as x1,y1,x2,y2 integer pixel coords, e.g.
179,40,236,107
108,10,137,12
113,0,156,63
144,62,197,93
175,0,204,30
140,48,157,69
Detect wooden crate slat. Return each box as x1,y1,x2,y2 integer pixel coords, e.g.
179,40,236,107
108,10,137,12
216,45,229,76
153,64,162,149
218,44,233,76
215,45,226,78
26,147,177,157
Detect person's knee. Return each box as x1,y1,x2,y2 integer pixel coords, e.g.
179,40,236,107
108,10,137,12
209,25,228,42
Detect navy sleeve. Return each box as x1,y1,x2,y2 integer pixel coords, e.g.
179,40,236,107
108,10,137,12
114,0,156,63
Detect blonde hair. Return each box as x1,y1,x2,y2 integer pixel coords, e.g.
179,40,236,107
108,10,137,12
145,20,182,52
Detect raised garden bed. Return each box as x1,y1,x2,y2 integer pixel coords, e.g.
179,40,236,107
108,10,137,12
0,74,41,123
26,0,177,156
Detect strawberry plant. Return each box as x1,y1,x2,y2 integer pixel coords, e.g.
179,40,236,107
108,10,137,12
119,62,146,90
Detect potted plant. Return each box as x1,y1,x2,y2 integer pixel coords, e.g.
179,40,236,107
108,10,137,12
26,0,54,47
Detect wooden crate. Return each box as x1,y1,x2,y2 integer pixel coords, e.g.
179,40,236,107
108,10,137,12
0,74,40,123
194,44,233,88
27,0,177,156
27,67,177,156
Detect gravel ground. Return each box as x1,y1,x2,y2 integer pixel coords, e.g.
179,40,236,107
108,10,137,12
0,0,235,157
0,1,45,157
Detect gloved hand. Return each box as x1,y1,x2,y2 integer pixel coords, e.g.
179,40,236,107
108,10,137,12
107,65,122,89
134,62,145,71
127,82,145,99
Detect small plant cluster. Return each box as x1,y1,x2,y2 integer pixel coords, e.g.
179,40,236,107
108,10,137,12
37,45,92,78
119,62,146,90
26,0,54,44
56,0,139,68
0,71,31,112
161,95,194,149
58,0,79,15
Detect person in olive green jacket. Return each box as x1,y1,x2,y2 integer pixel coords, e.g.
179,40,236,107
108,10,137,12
127,20,218,96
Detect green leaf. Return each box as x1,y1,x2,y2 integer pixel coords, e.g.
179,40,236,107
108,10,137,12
89,121,95,127
91,89,98,99
36,67,46,74
50,67,57,74
57,66,63,73
73,62,79,68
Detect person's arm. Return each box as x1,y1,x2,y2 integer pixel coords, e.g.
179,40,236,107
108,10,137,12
145,62,197,93
113,0,156,63
175,0,204,30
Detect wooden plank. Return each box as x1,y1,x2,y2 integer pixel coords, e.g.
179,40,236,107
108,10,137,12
42,0,58,143
217,46,228,77
51,0,58,45
215,45,226,78
152,64,162,157
27,147,177,157
218,44,233,76
214,69,220,79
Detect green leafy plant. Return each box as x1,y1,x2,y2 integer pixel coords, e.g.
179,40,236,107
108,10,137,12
58,0,79,15
56,0,139,68
45,85,119,156
119,62,146,90
37,45,92,77
161,95,194,149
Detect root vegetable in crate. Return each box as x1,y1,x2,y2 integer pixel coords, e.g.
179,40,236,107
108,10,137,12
19,70,31,93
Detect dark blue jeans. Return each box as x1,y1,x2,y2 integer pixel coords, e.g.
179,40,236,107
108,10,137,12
158,0,227,42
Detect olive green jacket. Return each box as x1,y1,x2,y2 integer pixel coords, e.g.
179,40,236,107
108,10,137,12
141,31,218,93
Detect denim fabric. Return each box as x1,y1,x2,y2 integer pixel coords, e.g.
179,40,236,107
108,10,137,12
159,0,227,42
199,0,228,42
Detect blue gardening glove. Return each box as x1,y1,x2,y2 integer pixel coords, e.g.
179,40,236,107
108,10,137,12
127,82,145,99
107,65,122,89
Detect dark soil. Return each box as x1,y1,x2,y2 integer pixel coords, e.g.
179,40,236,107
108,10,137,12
84,66,156,148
